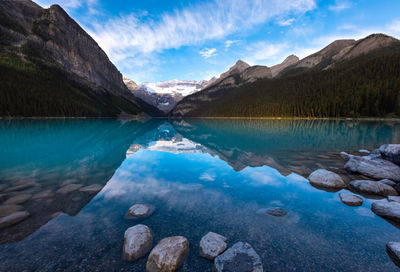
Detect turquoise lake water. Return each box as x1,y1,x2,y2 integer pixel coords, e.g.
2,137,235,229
1,119,400,271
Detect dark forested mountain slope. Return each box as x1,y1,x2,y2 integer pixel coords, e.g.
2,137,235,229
171,34,400,118
0,0,162,117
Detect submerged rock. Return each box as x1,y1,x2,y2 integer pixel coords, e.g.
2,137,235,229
123,224,153,262
379,144,400,165
56,184,83,194
308,169,346,189
146,236,189,272
387,242,400,267
32,190,53,200
349,180,398,196
371,199,400,222
79,184,102,193
4,194,31,205
199,232,228,260
344,155,400,181
4,182,35,192
339,193,363,206
125,204,155,220
0,211,30,228
0,204,23,217
256,207,287,217
214,242,263,272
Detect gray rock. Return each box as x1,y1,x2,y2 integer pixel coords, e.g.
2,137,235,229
125,204,155,220
0,211,30,228
344,155,400,181
0,204,23,217
56,184,83,194
387,242,400,267
371,199,400,222
339,193,363,206
214,242,263,272
379,144,400,165
123,224,153,262
146,236,189,272
79,184,102,193
388,196,400,203
4,182,35,192
199,232,228,260
4,194,32,205
358,149,370,154
349,180,398,196
32,190,53,200
340,152,351,160
308,169,346,189
379,179,397,187
256,207,287,217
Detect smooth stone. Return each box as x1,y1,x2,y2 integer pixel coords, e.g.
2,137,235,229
4,194,32,205
340,151,351,160
339,193,363,206
199,232,228,260
256,207,287,217
214,242,263,272
79,184,102,193
60,179,79,187
146,236,189,272
56,184,83,194
32,190,53,200
308,169,346,189
123,224,153,262
349,180,398,196
0,211,30,228
380,144,400,165
379,179,397,187
0,204,23,217
371,199,400,222
344,155,400,182
4,182,35,192
387,242,400,267
126,204,155,220
358,149,370,154
388,196,400,203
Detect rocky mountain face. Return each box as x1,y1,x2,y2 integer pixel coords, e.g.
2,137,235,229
124,78,209,113
0,0,161,117
171,33,400,118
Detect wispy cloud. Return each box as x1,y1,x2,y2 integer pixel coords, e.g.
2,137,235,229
199,48,218,59
278,18,295,26
225,40,240,50
88,0,315,69
244,41,289,65
329,0,352,12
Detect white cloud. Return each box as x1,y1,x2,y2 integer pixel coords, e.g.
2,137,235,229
225,40,240,50
278,18,295,26
244,41,289,65
329,0,352,12
88,0,316,69
199,48,218,59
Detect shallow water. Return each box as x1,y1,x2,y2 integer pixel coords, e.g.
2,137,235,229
1,119,400,271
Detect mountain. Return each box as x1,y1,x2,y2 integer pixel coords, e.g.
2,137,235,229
270,55,299,77
171,33,400,118
0,0,161,117
124,78,208,113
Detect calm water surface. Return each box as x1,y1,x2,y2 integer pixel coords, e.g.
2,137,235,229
1,119,400,271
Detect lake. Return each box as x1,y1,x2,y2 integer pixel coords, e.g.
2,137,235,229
1,119,400,271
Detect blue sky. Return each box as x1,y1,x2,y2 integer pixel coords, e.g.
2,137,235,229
34,0,400,83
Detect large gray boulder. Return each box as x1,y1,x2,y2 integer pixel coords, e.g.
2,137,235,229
214,242,263,272
146,236,189,272
349,180,398,196
308,169,346,189
371,199,400,222
199,232,228,260
387,242,400,267
0,211,30,228
339,193,363,206
123,224,153,261
380,144,400,165
344,155,400,181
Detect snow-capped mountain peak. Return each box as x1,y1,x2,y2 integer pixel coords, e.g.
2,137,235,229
140,79,208,97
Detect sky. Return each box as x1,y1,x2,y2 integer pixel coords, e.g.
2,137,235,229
34,0,400,84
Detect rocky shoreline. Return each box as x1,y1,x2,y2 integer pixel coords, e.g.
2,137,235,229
307,144,400,267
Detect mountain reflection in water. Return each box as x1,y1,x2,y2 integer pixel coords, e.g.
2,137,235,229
1,119,400,271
